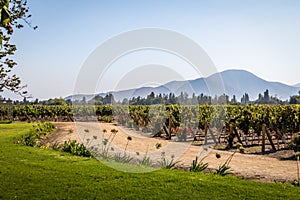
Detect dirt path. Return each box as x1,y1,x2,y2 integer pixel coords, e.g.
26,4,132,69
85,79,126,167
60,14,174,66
48,122,298,183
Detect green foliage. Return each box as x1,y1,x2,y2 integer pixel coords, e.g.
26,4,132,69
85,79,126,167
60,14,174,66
101,116,113,123
288,136,300,152
216,164,233,176
97,128,118,160
0,0,36,95
215,150,237,176
15,122,55,147
189,156,208,172
138,156,152,167
158,152,180,169
112,152,133,163
3,104,300,138
290,95,300,104
61,140,93,157
15,122,93,158
0,119,11,124
0,0,10,29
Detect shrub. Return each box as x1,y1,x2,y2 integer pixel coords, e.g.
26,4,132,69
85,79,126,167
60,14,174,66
215,152,235,176
15,122,55,147
138,156,152,167
159,152,180,169
189,156,208,172
61,140,93,157
289,136,300,152
101,116,113,123
112,153,133,163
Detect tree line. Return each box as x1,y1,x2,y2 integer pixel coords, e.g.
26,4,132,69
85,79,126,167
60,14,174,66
2,88,300,106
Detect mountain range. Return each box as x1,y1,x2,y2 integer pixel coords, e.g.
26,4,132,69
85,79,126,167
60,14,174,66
294,83,300,88
65,69,300,102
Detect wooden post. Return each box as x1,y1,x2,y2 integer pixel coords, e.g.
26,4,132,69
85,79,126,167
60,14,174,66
227,123,235,149
168,118,172,139
282,134,286,149
234,127,243,146
262,124,266,152
204,121,208,144
266,129,276,151
209,128,217,144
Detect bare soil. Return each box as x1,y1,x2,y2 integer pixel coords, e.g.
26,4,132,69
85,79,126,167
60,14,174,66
45,122,299,183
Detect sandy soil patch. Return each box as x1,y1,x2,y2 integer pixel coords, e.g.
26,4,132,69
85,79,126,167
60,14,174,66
46,122,298,183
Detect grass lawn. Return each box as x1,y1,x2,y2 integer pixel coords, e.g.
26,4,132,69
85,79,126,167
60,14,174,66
0,123,299,199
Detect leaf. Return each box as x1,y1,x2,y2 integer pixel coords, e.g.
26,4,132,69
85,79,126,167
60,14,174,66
0,5,10,27
0,0,9,8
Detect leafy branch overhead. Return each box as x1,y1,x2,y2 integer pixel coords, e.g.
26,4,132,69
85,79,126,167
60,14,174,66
0,0,36,96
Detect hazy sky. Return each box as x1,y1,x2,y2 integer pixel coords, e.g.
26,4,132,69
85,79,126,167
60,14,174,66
5,0,300,100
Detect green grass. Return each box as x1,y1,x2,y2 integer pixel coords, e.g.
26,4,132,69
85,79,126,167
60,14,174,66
0,123,299,199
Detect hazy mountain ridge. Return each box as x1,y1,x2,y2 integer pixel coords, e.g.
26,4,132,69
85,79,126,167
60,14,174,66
294,83,300,88
65,69,300,102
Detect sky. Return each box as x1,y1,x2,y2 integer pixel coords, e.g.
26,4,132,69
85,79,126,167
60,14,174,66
4,0,300,100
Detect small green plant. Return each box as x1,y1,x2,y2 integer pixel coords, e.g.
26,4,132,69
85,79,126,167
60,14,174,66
238,143,245,153
61,140,93,157
102,116,113,123
98,129,118,160
158,152,180,169
138,156,152,167
113,152,133,163
214,143,243,176
189,156,208,172
52,142,60,151
138,145,152,167
155,143,162,149
215,164,232,176
111,135,133,163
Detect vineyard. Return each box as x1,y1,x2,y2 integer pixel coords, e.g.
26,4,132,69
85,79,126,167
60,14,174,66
1,104,300,151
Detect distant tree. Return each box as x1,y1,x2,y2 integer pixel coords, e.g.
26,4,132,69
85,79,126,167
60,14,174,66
290,94,300,104
191,92,197,104
218,93,229,104
65,99,72,105
122,98,129,105
241,93,249,105
81,96,86,104
264,89,270,102
22,97,27,104
33,98,38,104
230,95,237,104
103,93,115,104
88,95,104,105
145,91,155,104
149,91,155,99
254,89,284,104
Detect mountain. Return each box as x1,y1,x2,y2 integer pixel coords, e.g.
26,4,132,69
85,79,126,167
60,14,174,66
65,70,300,102
294,83,300,88
209,69,299,100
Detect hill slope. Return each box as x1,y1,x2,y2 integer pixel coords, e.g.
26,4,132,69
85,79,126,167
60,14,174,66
66,69,300,101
